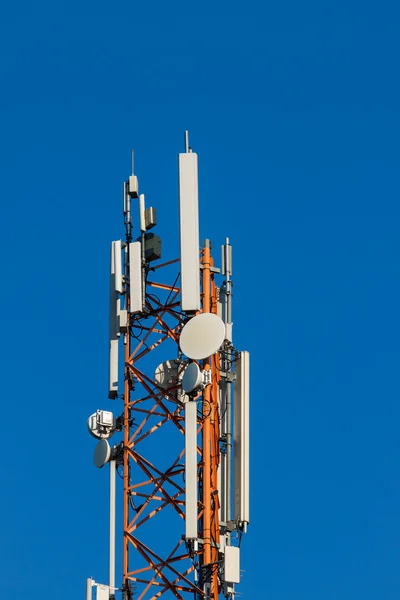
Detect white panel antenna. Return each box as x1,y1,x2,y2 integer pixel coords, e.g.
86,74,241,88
113,240,123,295
96,585,110,600
108,338,118,400
128,175,139,198
129,241,143,314
233,351,250,526
224,545,240,584
178,152,200,312
185,400,198,539
109,242,119,399
139,194,146,232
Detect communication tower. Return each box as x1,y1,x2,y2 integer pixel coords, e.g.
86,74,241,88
86,134,250,600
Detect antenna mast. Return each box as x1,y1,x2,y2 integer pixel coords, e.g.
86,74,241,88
86,133,250,600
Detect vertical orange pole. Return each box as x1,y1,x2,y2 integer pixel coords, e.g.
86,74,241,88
123,332,130,585
202,243,212,575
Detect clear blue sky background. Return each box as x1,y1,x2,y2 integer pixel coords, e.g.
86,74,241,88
1,1,400,599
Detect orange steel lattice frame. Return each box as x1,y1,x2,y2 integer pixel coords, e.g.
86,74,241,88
121,246,222,600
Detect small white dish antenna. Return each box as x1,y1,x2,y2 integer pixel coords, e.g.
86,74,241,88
87,410,115,440
154,359,181,390
179,313,225,360
182,362,203,393
94,439,111,469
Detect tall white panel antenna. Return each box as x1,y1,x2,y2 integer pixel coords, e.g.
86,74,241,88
185,400,198,539
108,242,119,399
129,241,143,314
178,151,200,312
233,351,250,526
113,240,123,295
139,194,146,232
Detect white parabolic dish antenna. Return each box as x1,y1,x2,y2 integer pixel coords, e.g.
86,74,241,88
182,362,203,393
154,359,181,390
179,313,225,360
94,439,111,469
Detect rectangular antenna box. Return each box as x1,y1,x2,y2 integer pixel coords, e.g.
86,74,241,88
96,586,109,600
128,175,139,198
145,207,157,230
224,546,240,584
142,232,162,262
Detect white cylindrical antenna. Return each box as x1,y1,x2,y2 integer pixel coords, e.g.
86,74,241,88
109,459,116,593
184,130,189,153
86,578,93,600
113,240,123,295
139,194,146,232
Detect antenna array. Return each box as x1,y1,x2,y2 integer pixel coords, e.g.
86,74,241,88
86,134,250,600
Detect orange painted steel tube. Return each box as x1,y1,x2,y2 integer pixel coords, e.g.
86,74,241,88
202,244,212,572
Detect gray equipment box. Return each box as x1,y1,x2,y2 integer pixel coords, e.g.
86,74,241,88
138,232,162,262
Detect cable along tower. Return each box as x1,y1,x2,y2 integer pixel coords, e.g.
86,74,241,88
86,134,250,600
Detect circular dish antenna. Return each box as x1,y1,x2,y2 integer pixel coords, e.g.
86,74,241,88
87,410,115,440
179,313,225,360
154,359,181,390
182,362,203,393
94,439,111,469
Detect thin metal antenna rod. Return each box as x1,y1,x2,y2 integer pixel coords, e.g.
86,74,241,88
184,130,189,153
131,150,134,175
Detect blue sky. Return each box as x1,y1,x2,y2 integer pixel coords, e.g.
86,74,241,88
1,1,400,599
